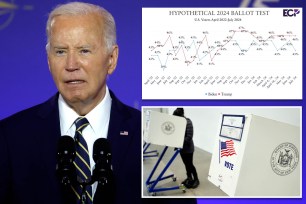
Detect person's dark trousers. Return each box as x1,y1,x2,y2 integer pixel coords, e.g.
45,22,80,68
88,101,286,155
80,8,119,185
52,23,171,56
180,152,198,180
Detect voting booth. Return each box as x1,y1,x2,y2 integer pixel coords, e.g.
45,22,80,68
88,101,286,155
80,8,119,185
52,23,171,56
143,110,187,195
143,110,186,148
208,114,300,197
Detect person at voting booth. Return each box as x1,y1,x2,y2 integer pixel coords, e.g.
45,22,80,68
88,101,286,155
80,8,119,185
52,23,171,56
173,108,199,189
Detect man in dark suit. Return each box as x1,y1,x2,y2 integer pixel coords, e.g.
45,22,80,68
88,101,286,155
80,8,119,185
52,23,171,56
0,2,196,204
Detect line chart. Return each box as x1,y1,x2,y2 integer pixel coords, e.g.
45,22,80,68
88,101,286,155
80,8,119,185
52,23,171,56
142,8,302,99
148,27,299,69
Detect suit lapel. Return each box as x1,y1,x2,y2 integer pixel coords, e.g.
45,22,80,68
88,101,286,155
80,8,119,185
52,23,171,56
107,91,133,174
36,94,61,180
38,94,78,203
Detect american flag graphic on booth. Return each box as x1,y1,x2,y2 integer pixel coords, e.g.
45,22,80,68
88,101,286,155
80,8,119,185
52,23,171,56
220,140,236,157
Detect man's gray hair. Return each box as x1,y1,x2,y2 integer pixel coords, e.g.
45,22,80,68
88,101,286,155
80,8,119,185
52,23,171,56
46,2,117,52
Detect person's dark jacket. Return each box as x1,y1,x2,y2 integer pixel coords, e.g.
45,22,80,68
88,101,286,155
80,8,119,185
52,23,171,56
181,118,195,154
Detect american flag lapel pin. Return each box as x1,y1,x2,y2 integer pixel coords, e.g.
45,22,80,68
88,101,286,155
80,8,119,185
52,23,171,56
120,131,129,136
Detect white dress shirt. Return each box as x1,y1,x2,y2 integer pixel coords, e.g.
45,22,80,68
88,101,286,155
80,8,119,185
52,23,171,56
58,87,112,196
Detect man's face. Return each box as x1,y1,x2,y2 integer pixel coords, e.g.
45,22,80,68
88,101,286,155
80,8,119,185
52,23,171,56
47,14,118,112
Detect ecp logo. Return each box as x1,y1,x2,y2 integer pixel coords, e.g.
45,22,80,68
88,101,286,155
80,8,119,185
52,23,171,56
283,9,300,17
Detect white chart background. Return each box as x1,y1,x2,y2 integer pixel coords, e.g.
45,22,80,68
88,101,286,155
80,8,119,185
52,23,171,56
142,8,302,99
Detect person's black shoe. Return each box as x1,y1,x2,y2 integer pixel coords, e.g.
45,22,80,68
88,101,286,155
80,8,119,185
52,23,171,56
181,177,192,186
191,179,200,189
183,178,194,189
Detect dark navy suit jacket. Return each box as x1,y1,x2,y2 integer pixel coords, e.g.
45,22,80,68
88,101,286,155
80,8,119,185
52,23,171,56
0,91,196,204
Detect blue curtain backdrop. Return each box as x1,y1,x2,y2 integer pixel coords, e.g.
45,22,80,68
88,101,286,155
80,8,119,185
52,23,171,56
0,0,304,203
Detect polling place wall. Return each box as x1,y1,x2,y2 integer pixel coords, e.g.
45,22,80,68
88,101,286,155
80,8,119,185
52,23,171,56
167,107,301,153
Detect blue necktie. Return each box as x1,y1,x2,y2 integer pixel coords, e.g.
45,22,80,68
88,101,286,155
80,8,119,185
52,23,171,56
72,117,93,204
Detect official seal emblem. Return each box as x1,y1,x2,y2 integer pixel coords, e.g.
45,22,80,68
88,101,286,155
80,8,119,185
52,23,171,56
161,121,175,135
271,142,299,176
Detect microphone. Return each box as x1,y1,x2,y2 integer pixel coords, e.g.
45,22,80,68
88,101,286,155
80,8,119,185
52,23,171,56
56,136,76,186
92,138,115,203
92,138,113,185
